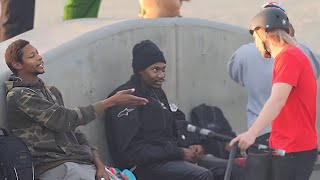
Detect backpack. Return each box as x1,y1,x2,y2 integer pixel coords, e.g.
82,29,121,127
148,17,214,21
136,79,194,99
0,128,34,180
190,104,237,159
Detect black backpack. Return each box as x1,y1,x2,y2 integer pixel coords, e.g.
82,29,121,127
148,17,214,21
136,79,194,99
0,128,34,180
191,104,237,159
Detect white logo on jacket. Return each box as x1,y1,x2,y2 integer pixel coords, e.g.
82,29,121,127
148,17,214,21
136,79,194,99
117,108,135,118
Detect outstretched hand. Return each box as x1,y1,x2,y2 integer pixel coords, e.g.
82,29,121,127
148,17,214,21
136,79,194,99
110,88,148,106
229,131,256,151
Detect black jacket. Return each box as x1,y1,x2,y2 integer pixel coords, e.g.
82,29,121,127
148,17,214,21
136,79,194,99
105,75,183,168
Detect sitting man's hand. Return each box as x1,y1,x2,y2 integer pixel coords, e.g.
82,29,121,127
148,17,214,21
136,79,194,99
108,88,148,106
188,144,204,161
95,168,110,180
181,147,197,163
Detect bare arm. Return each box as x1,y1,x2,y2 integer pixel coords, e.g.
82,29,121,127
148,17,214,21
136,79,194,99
74,131,108,180
92,150,110,180
249,83,292,135
230,82,292,149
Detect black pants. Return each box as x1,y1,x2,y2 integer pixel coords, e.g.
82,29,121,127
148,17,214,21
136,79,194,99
246,133,317,180
134,160,213,180
272,148,317,180
0,0,35,41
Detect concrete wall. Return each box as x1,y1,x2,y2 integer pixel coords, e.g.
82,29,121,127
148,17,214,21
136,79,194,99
0,18,318,178
0,18,251,163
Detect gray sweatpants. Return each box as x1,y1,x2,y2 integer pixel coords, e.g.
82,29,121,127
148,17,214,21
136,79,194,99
38,162,97,180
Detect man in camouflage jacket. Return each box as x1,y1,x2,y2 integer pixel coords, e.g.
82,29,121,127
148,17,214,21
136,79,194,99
4,39,148,180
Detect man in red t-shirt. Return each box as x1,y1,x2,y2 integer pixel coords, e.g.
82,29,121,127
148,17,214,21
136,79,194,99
271,45,317,153
230,7,317,180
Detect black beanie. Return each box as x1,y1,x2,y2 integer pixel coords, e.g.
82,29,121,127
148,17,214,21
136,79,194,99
132,40,166,73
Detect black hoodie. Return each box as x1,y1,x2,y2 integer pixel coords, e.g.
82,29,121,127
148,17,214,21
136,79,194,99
105,75,183,168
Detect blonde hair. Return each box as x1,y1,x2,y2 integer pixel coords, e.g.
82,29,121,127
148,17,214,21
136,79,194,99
267,29,297,46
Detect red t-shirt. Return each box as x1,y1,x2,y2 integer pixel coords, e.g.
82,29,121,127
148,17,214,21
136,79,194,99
270,44,318,153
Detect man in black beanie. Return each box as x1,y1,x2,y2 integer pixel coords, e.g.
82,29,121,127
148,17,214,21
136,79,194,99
105,40,213,180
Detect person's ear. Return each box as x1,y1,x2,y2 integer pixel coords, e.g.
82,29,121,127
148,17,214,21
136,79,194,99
139,8,146,18
12,62,23,71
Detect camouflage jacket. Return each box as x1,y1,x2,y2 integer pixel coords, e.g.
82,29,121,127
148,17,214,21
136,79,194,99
5,75,101,176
